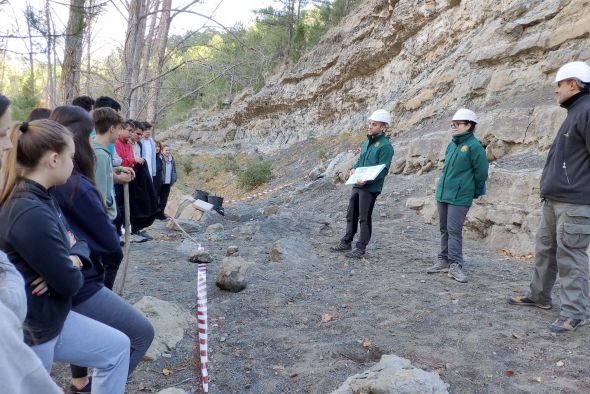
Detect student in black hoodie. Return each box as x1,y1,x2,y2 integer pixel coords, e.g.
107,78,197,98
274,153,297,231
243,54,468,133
0,119,130,394
50,105,154,393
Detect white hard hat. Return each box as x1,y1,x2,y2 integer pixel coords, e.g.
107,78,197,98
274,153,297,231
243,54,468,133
452,108,478,124
369,109,391,125
554,61,590,83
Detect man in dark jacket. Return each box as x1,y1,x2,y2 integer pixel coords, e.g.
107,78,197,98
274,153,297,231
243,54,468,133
331,109,394,258
509,61,590,333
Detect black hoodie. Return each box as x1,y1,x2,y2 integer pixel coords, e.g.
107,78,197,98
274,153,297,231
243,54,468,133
0,179,91,345
540,92,590,204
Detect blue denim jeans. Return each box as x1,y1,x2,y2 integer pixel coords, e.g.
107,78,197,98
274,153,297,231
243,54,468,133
32,310,130,394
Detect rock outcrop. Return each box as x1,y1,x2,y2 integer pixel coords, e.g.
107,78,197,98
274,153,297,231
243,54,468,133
165,0,590,253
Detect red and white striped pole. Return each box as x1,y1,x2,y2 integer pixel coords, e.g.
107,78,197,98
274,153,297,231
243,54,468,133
196,263,209,393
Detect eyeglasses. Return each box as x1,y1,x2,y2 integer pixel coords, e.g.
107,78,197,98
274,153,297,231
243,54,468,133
450,122,468,128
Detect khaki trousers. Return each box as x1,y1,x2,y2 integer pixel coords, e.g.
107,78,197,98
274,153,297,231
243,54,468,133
527,199,590,319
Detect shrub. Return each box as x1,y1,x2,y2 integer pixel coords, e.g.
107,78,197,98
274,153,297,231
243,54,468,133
237,159,272,191
179,155,194,175
219,153,240,173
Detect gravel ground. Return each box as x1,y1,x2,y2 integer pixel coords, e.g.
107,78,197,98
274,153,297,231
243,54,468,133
53,140,590,393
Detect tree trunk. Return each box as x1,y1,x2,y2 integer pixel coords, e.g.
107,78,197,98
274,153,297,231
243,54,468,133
25,1,36,97
122,0,149,118
343,0,351,15
45,0,56,107
146,0,171,130
137,0,160,118
61,0,87,104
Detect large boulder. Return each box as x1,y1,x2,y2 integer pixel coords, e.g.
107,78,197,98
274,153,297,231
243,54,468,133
330,354,449,394
134,297,196,360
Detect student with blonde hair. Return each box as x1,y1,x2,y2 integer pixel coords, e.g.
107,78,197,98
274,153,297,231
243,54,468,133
0,117,130,394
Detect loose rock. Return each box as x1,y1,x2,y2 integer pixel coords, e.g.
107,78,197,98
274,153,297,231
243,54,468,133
216,256,253,293
226,245,239,256
188,249,212,264
206,223,224,233
134,296,196,360
330,354,449,394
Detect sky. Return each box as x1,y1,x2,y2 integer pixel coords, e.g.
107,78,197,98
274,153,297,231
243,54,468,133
0,0,276,62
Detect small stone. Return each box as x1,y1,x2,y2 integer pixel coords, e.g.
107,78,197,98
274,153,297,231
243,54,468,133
226,246,239,256
206,223,224,233
220,336,226,342
263,205,279,216
556,360,564,367
452,299,459,304
161,352,172,358
188,249,212,264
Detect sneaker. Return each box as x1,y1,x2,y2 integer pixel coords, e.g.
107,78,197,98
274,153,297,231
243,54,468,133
131,234,147,243
549,316,587,333
345,248,365,258
427,259,450,274
139,230,153,241
330,242,352,252
447,263,467,283
507,295,552,310
69,377,91,394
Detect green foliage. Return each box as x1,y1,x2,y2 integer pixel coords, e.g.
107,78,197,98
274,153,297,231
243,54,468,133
157,0,365,129
10,73,40,121
237,158,273,191
219,154,240,174
178,155,194,175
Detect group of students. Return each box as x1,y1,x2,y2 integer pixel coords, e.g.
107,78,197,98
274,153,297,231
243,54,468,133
0,93,180,393
333,60,590,334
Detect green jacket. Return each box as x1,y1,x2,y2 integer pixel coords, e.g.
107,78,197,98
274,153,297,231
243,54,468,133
436,132,488,206
352,133,394,193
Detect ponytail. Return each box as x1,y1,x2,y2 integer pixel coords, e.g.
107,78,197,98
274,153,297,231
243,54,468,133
0,120,72,204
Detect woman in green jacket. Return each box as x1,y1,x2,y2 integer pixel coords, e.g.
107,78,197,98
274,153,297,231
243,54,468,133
427,109,489,283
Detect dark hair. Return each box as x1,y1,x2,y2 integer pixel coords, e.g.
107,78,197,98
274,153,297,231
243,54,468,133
27,108,51,121
72,96,95,112
94,96,121,112
0,94,10,118
49,106,96,182
0,119,72,204
93,107,123,135
144,121,152,129
467,122,477,132
156,140,162,151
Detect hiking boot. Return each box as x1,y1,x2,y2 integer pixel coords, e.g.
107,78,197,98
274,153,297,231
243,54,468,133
549,316,587,333
447,263,467,283
427,259,450,274
507,295,552,310
69,377,91,394
330,242,352,252
345,248,365,258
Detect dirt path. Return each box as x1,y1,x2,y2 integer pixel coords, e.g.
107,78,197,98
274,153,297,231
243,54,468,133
53,169,590,393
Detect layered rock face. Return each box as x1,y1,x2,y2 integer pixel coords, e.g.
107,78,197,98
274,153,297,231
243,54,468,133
172,0,590,252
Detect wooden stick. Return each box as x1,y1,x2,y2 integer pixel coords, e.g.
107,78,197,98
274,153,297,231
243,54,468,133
117,184,131,295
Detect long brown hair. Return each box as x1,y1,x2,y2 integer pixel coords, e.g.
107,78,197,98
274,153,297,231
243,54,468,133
49,106,96,182
0,120,72,204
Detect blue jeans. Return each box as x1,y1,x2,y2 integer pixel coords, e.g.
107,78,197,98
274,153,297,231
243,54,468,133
32,310,130,394
70,287,154,378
